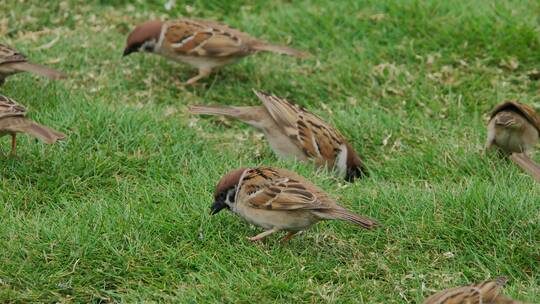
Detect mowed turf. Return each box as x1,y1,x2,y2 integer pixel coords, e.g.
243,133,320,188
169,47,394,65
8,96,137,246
0,0,539,302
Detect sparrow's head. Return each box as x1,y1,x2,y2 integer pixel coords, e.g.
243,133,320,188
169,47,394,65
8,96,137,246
210,167,247,215
123,20,164,56
345,142,368,182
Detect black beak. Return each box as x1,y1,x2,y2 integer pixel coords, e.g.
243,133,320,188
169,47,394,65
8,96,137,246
210,201,227,215
123,47,136,57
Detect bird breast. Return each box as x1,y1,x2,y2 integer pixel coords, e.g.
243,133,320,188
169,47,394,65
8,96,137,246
494,123,538,153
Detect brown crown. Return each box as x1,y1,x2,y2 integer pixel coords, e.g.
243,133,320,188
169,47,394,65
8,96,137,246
214,167,248,199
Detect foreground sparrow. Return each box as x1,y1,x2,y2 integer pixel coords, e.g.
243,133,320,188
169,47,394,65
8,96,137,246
0,44,66,85
486,101,540,182
423,277,526,304
190,90,367,181
123,19,310,85
210,166,379,241
0,95,66,156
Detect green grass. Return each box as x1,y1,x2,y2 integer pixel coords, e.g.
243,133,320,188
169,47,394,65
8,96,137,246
1,0,539,302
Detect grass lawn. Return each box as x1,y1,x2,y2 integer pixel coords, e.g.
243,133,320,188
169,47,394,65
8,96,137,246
1,0,539,302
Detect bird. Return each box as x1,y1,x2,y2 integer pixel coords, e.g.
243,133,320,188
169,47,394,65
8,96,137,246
0,95,66,156
486,101,540,155
486,101,540,182
0,44,66,86
189,90,368,182
122,19,310,85
210,166,379,242
423,277,526,304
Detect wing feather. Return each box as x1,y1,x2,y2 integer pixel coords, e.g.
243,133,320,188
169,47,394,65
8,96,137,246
254,90,344,165
163,19,252,58
0,95,27,119
0,44,27,65
238,167,333,211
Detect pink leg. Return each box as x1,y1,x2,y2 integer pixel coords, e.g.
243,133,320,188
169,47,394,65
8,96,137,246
247,227,280,242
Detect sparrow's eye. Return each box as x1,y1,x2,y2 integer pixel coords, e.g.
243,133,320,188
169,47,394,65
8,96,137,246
216,191,226,202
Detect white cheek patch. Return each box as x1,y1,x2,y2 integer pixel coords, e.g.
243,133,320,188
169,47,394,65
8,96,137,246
140,40,157,52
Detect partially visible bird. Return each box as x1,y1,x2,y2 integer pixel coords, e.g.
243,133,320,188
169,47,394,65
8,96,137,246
486,101,540,155
123,19,310,85
190,90,368,182
423,277,527,304
0,95,66,156
0,44,66,86
210,166,379,242
486,101,540,182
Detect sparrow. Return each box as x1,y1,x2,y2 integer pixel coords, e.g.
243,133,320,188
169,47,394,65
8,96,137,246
0,95,66,156
486,101,540,155
0,44,66,86
210,166,379,242
189,90,367,182
423,277,526,304
486,101,540,183
123,19,310,85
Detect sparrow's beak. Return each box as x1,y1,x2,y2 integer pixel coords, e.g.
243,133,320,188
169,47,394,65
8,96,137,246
122,46,136,57
210,201,227,215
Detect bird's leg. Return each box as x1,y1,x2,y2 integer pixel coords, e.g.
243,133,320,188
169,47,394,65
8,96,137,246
247,227,280,242
9,134,17,157
281,231,298,242
185,68,212,86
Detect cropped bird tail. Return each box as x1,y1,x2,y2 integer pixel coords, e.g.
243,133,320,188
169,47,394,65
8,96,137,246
509,153,540,183
11,62,67,80
329,209,379,230
492,295,526,304
251,42,310,58
188,105,243,118
16,119,66,144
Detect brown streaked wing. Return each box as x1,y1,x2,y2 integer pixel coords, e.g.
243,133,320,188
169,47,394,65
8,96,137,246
0,95,27,119
474,277,506,302
164,19,251,57
256,91,344,163
300,111,344,164
239,167,332,211
423,286,481,304
0,44,27,65
490,101,540,133
516,103,540,134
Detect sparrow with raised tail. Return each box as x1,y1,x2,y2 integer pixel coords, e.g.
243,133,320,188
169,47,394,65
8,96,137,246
210,166,379,242
0,95,66,156
0,44,66,86
123,19,310,85
190,90,367,181
486,101,540,183
423,277,526,304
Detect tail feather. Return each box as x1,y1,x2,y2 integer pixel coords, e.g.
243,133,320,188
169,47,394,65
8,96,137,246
509,153,540,183
11,62,67,80
188,105,243,118
15,120,66,144
250,43,310,58
493,295,526,304
328,209,379,230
